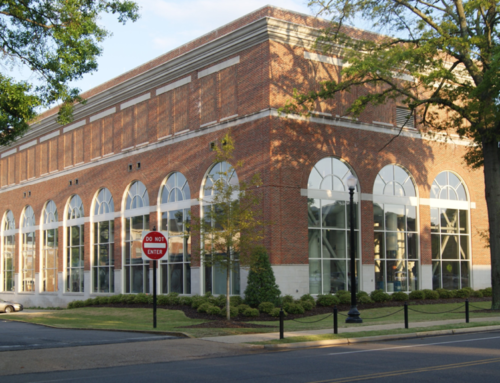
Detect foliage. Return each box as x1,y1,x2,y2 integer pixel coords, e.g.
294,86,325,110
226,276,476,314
133,293,150,304
83,298,95,306
391,292,409,301
220,306,239,318
96,297,109,305
191,295,205,309
300,294,316,304
230,296,244,306
281,295,295,304
68,300,84,309
189,132,270,319
244,246,281,307
301,300,314,311
108,295,122,304
158,295,170,306
180,296,193,306
317,294,340,306
270,307,287,317
285,303,306,314
357,291,369,300
237,304,251,314
336,290,351,305
243,308,260,317
370,290,391,303
197,303,213,314
423,290,439,300
482,288,493,297
456,288,471,298
409,290,425,300
471,290,484,298
206,306,221,316
258,302,275,314
0,0,139,145
358,295,373,304
436,289,452,299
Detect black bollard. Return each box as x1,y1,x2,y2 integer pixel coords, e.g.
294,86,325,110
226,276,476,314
334,305,338,335
466,299,469,323
279,308,284,339
404,302,409,329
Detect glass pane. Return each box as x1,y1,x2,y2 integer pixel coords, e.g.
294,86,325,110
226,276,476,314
374,232,384,259
407,233,418,259
71,226,80,246
375,260,385,291
99,245,109,265
373,203,384,230
124,243,131,264
161,212,168,231
322,259,346,294
323,230,346,259
169,210,184,236
441,209,458,233
457,185,467,201
432,235,440,260
93,267,99,292
125,218,131,241
461,261,470,288
309,259,321,294
131,216,144,240
184,236,191,262
408,260,418,291
307,199,320,227
430,208,439,233
460,236,469,260
385,205,405,231
373,175,385,195
406,206,416,232
386,232,405,259
131,265,144,293
169,237,183,262
99,221,110,243
308,229,321,259
130,240,143,264
322,200,345,229
169,264,183,294
432,261,441,289
386,260,406,292
308,167,322,189
459,210,468,234
71,247,80,267
442,261,460,289
442,235,459,259
213,263,226,295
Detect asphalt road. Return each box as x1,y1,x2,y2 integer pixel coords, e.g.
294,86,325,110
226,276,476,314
3,330,500,382
0,320,176,351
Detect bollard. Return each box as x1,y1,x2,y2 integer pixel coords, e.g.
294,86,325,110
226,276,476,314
465,299,469,323
334,305,338,335
279,308,284,339
404,302,409,329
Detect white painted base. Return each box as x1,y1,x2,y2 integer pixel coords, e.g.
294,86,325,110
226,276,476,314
83,271,91,299
472,265,491,289
361,264,375,293
421,264,433,290
114,269,122,294
191,267,201,295
272,265,309,299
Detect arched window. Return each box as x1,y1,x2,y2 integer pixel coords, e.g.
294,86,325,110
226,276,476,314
430,171,470,289
1,211,15,292
373,165,418,293
42,201,58,292
66,195,84,292
160,172,191,294
93,188,115,293
21,206,36,292
307,157,360,294
124,181,150,294
202,162,240,295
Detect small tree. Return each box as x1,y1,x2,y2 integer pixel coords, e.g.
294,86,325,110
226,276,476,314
244,246,281,307
190,131,268,320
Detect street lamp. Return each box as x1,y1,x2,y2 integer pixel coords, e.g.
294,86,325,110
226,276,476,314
346,174,362,323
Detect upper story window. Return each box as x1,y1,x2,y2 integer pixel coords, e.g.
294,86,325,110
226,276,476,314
94,188,114,215
126,181,149,209
373,164,416,197
203,161,238,198
66,195,84,293
67,195,84,220
430,171,467,201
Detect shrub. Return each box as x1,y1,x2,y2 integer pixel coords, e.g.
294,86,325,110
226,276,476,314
463,287,474,293
108,295,122,304
471,290,483,298
336,291,351,305
409,290,425,300
134,293,150,304
286,303,305,314
123,294,136,304
423,289,439,300
481,287,492,297
69,300,85,309
270,308,287,317
220,306,239,318
244,246,281,306
158,295,170,305
230,296,244,307
96,296,109,305
166,293,181,305
357,291,369,300
455,288,471,298
243,308,260,317
391,292,409,301
448,289,457,298
197,303,213,313
436,289,452,299
300,294,315,304
281,295,294,304
191,295,206,309
358,295,373,304
83,298,96,306
215,295,227,308
179,296,193,306
370,290,391,302
237,304,251,314
317,294,340,307
206,306,221,316
301,300,314,311
258,302,275,314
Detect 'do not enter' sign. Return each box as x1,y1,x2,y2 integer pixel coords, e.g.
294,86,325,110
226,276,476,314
141,231,169,261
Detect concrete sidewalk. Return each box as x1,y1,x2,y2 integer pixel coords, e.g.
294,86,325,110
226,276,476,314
200,316,500,344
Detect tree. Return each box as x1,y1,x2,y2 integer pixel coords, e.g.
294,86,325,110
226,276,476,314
244,246,281,307
0,0,139,146
282,0,500,309
189,132,269,320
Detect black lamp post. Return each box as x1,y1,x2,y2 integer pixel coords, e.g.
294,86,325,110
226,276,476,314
346,175,362,323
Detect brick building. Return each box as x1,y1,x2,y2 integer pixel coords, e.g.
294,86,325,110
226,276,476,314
0,6,490,307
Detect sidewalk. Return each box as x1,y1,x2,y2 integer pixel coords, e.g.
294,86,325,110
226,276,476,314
200,316,500,344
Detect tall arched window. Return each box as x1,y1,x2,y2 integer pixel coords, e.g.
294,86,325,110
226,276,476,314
21,206,36,292
373,165,419,293
42,201,58,292
66,195,84,292
430,171,470,289
93,188,115,293
160,172,191,294
124,181,150,293
307,157,360,294
201,162,240,295
2,211,15,292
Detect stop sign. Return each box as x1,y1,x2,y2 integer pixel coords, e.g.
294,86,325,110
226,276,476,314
141,231,168,261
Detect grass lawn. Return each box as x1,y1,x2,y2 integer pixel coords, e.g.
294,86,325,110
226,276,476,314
4,301,498,339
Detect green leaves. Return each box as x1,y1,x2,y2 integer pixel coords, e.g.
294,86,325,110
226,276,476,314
0,0,139,146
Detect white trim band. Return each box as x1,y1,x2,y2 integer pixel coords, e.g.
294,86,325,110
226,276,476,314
198,56,240,79
121,93,151,110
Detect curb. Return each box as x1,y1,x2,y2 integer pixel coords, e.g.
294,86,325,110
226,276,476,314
260,325,500,349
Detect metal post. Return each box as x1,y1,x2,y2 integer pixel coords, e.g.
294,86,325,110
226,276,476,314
346,185,362,323
153,226,157,329
404,302,408,329
465,299,469,323
279,308,284,339
334,305,338,334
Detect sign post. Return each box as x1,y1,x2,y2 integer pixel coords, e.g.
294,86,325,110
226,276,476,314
141,227,168,328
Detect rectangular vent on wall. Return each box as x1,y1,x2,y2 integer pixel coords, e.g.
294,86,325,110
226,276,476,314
396,107,415,129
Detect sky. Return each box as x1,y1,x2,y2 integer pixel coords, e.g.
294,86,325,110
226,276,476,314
71,0,314,94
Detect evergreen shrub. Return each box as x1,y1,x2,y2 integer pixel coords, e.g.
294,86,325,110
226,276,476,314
282,295,294,304
134,293,149,304
237,304,251,314
471,290,483,298
481,287,492,297
336,290,351,305
230,296,244,306
70,300,85,309
158,295,170,305
358,295,373,304
197,303,213,313
286,303,305,314
243,308,260,317
456,288,471,298
300,294,315,304
207,306,221,315
436,289,451,299
96,296,109,305
409,290,425,300
244,246,281,306
83,298,96,306
370,290,391,302
270,308,287,317
191,295,206,309
301,300,314,311
317,294,340,307
391,292,409,301
423,289,439,300
258,302,275,314
357,291,369,300
108,295,122,304
220,306,239,318
180,296,193,306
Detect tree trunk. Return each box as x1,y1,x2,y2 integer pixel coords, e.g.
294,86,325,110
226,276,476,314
482,140,500,309
226,265,231,320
